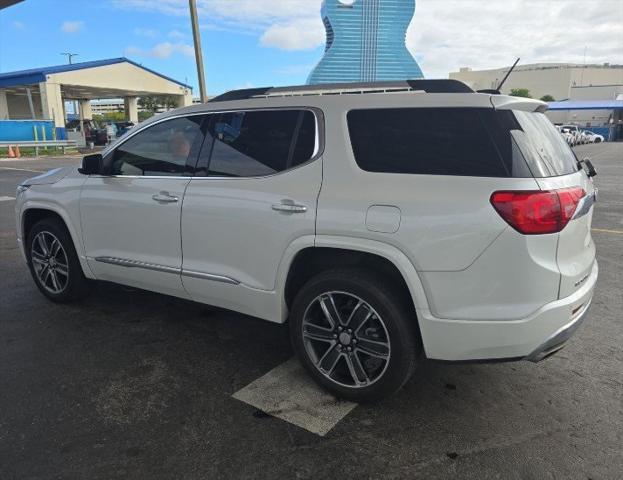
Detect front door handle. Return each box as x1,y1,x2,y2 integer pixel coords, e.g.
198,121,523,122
152,192,179,203
272,201,307,213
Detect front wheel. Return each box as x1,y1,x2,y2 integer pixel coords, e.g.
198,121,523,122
26,218,91,302
290,269,420,402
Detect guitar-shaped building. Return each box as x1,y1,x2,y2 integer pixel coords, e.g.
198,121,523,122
308,0,424,84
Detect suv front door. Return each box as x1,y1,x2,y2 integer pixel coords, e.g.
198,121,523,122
80,115,204,297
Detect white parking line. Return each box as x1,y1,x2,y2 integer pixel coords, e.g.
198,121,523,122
233,357,357,436
0,167,44,173
0,196,16,202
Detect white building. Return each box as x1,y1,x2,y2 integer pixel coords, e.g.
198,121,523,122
450,63,623,101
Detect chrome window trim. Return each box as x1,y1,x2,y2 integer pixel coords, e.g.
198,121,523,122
92,256,240,285
100,107,325,181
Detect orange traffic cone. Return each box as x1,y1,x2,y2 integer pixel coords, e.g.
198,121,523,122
7,145,15,158
14,146,21,158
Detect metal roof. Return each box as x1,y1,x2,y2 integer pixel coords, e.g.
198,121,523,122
548,100,623,110
0,57,192,89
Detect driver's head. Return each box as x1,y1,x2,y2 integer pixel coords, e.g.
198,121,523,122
170,131,191,157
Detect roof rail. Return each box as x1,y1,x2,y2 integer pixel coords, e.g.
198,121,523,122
210,79,474,103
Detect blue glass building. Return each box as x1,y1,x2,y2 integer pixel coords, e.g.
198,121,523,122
308,0,424,84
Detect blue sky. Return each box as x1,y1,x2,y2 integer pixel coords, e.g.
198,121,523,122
1,0,622,96
0,0,326,95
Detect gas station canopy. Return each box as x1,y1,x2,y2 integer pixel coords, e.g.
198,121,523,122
0,57,194,126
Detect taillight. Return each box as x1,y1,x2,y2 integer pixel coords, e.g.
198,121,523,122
490,187,585,235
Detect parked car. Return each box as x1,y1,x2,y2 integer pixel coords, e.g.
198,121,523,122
65,119,99,145
15,80,598,402
583,130,605,143
115,121,136,137
558,126,575,146
562,125,583,145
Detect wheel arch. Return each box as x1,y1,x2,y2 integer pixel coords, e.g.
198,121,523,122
280,235,431,325
21,204,94,279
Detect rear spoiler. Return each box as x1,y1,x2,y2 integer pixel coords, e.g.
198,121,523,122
490,95,548,113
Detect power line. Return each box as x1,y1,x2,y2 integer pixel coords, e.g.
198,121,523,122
61,52,79,64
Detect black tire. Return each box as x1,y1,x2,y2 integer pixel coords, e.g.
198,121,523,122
290,268,420,402
26,217,91,303
595,138,602,143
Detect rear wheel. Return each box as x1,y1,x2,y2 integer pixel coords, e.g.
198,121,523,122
290,269,419,402
26,218,90,302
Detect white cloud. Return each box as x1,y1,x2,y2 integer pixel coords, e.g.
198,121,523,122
13,21,25,30
61,20,84,34
407,0,623,78
168,29,187,39
112,0,623,76
260,19,324,51
125,42,195,59
134,27,159,37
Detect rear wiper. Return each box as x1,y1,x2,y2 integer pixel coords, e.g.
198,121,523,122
577,158,597,178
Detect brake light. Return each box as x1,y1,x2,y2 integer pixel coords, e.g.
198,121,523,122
490,187,585,235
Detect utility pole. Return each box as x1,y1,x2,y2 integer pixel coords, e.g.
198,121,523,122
189,0,208,102
61,52,79,64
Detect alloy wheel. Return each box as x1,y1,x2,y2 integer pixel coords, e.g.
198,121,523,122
301,291,391,388
30,231,69,295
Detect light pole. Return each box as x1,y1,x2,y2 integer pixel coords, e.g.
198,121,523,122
61,52,79,64
189,0,208,103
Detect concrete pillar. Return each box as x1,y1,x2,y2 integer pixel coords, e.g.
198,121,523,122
0,90,8,120
79,99,92,120
177,91,194,107
124,97,139,123
39,81,65,128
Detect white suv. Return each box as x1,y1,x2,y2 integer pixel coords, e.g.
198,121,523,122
15,80,598,402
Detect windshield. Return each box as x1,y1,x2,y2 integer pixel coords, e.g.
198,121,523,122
512,111,579,177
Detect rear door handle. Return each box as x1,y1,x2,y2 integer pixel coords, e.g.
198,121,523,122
272,201,307,213
152,192,179,203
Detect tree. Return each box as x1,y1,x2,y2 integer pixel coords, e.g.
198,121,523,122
138,95,180,113
138,111,155,122
540,94,555,102
93,112,127,123
510,88,532,98
138,96,160,113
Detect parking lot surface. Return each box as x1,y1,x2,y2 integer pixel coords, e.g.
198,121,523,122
1,144,622,479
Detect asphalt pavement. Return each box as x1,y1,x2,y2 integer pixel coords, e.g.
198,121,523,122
0,144,621,479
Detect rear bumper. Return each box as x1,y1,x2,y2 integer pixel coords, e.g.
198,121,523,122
524,298,591,362
418,260,598,361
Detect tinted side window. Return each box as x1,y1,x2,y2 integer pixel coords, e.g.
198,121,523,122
206,110,316,177
347,108,509,177
111,116,202,176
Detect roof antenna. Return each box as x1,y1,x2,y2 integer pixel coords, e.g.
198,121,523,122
496,57,520,92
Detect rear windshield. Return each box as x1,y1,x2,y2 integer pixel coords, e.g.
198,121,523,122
512,112,579,177
347,108,579,178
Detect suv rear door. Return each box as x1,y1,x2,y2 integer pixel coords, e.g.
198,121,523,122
180,108,322,318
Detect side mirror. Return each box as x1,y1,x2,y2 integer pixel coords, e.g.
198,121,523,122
79,153,103,175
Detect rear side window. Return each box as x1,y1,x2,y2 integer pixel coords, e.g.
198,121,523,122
347,108,510,177
206,110,317,177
